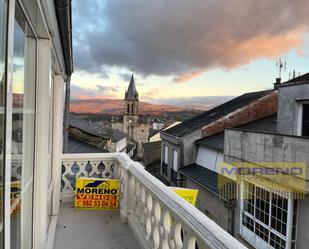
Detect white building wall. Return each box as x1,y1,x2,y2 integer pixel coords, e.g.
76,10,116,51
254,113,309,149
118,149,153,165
115,138,127,152
196,147,223,172
196,147,236,181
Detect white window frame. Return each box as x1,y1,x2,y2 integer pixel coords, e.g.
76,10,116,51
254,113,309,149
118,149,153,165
173,150,178,171
164,145,168,164
240,180,298,249
297,101,309,136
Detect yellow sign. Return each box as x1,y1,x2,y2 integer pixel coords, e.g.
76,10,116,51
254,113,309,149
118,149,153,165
169,187,198,206
218,162,307,199
75,178,120,210
11,181,21,216
0,181,21,216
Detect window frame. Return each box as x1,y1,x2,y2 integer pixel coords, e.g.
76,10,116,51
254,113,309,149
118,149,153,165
240,181,298,249
297,101,309,136
164,145,168,164
173,149,178,171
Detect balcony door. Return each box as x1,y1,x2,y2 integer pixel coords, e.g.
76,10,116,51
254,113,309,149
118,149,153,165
10,3,36,249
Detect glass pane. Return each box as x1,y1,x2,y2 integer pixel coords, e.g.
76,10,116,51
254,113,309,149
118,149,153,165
0,0,7,247
11,3,36,249
302,104,309,136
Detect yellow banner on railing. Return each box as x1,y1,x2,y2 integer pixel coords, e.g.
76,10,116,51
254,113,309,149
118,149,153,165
169,187,198,206
75,178,120,210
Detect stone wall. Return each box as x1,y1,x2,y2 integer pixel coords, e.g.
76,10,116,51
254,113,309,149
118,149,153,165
224,129,309,182
277,83,309,135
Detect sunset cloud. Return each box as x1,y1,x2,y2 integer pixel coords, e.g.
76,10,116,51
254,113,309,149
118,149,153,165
71,85,120,100
73,0,309,79
173,71,203,83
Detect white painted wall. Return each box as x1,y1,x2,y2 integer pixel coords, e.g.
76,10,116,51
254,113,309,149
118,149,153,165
115,138,127,152
196,147,223,172
196,146,236,181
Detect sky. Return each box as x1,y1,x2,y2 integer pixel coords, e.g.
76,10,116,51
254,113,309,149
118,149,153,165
72,0,309,106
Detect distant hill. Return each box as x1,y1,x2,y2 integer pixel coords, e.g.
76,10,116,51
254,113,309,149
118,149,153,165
70,98,200,115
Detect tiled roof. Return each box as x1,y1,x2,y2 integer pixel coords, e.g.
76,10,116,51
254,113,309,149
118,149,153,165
69,115,126,142
163,90,274,137
67,137,107,153
195,114,277,151
111,129,127,143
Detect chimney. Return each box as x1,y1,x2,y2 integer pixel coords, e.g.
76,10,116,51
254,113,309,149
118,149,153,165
274,77,281,90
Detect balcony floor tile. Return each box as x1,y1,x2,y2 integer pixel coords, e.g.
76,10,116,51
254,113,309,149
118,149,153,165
54,202,140,249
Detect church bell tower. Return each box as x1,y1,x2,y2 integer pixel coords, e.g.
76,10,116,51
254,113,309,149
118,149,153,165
123,74,139,141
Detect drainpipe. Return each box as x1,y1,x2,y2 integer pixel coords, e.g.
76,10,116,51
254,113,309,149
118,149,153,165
54,0,73,152
63,76,71,152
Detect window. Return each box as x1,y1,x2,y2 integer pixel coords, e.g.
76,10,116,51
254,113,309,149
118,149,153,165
164,145,168,164
241,182,298,249
127,104,130,113
10,3,36,248
0,0,7,244
301,104,309,136
173,150,178,171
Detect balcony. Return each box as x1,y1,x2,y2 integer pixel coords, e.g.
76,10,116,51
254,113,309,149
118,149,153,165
54,153,246,249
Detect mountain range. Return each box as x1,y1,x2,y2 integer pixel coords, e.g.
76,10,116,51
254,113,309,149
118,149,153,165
70,98,200,115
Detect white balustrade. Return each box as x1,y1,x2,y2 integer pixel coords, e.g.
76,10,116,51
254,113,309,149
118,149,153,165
61,153,247,249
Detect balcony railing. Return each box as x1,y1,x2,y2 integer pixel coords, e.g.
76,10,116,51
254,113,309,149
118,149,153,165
61,153,247,249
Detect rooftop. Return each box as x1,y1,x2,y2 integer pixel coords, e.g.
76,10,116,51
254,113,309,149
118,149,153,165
283,72,309,85
195,114,277,151
162,90,274,137
69,114,126,142
67,137,108,154
179,164,235,200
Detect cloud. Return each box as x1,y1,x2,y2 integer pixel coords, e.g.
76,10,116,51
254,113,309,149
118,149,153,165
71,84,120,100
143,88,161,99
119,73,132,81
150,96,236,109
173,71,203,83
73,0,309,79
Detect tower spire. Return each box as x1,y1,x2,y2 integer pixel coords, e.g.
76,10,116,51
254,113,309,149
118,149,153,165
125,74,139,100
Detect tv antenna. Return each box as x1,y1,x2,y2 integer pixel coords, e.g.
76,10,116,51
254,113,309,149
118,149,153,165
289,70,301,80
276,58,287,79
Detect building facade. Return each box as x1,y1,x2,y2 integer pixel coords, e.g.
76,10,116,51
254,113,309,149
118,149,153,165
180,115,277,236
223,74,309,249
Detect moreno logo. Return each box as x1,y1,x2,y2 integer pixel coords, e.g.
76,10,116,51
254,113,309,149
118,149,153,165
84,180,109,188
